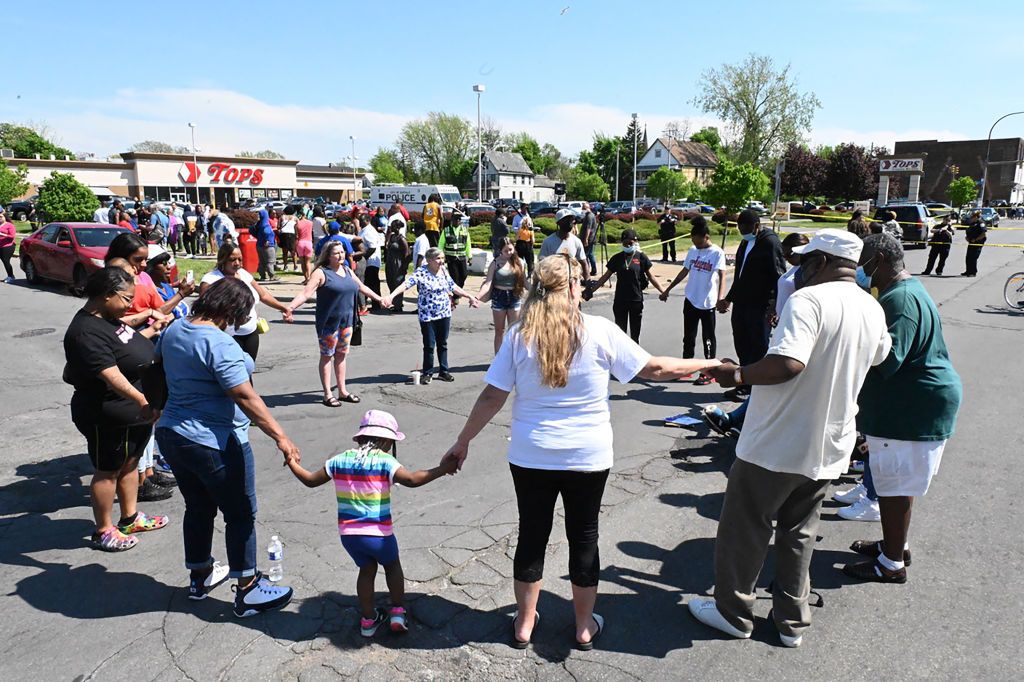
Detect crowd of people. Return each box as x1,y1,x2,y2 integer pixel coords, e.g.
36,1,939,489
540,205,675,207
59,198,962,652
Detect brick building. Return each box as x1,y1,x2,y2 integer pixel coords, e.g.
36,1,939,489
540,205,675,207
893,137,1024,204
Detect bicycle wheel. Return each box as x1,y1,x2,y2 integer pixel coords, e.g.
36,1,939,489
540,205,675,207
1003,272,1024,309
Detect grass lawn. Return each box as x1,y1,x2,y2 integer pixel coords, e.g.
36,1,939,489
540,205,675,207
172,256,218,282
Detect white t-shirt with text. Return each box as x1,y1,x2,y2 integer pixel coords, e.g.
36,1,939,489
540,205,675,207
736,281,891,480
484,314,651,472
682,244,726,310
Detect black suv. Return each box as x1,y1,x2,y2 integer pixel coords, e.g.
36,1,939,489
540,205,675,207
872,203,933,248
6,195,38,222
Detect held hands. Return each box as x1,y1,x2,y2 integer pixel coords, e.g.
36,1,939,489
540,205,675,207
139,403,161,424
277,436,301,466
282,308,294,323
659,289,671,302
468,297,481,309
381,295,394,309
439,452,460,475
706,360,740,388
716,300,731,314
443,440,469,473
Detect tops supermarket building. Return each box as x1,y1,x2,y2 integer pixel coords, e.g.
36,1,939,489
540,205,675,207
10,152,365,206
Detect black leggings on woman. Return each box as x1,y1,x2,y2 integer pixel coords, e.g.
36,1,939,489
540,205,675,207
233,331,260,361
0,245,14,278
682,299,717,359
510,463,609,587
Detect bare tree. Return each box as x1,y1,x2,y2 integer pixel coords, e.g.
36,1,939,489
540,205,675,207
661,119,691,141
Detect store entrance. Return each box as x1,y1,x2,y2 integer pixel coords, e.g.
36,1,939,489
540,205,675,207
214,187,235,209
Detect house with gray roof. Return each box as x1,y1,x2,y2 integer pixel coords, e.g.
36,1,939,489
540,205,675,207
471,151,558,202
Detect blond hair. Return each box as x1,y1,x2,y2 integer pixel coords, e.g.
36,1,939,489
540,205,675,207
518,254,583,388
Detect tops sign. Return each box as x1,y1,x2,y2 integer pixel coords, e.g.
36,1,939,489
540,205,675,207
879,158,924,173
178,162,265,185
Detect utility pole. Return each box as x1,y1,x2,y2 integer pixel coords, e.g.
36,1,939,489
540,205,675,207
615,144,620,202
188,123,200,206
349,135,357,203
979,111,1024,208
631,113,638,204
473,84,485,201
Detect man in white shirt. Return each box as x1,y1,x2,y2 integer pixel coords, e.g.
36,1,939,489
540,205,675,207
92,202,110,224
539,209,590,278
360,221,385,309
411,221,430,269
691,229,891,648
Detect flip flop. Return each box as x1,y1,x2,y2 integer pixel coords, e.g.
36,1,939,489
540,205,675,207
510,611,540,649
338,393,361,403
322,397,343,407
576,613,604,651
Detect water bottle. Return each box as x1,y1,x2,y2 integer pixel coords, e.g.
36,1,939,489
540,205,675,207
267,535,283,582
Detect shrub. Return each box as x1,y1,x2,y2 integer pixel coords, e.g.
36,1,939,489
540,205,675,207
712,209,739,225
467,211,494,227
35,171,99,222
230,209,259,231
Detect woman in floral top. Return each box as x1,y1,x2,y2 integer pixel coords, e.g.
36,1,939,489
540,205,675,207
383,248,480,383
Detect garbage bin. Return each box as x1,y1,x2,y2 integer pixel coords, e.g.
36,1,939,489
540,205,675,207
236,228,259,274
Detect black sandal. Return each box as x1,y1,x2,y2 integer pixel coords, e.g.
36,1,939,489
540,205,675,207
576,613,604,651
338,393,361,403
841,558,907,584
511,611,540,649
322,397,342,407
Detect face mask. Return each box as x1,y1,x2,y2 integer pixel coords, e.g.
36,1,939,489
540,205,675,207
622,245,637,254
741,232,756,242
855,266,872,290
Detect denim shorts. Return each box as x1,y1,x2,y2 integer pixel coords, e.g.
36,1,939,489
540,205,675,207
491,288,522,311
341,534,400,568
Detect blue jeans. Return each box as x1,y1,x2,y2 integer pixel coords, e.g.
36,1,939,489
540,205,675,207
420,317,450,375
863,459,879,501
585,242,597,275
155,427,258,578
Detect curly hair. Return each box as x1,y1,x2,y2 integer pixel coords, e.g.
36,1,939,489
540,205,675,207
190,277,254,329
518,254,583,388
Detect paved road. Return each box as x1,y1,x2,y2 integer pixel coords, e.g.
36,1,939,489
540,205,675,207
1,225,1022,680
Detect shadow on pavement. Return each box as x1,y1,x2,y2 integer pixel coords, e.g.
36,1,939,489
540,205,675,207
0,454,93,516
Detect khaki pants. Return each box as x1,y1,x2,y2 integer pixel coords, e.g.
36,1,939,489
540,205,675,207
713,458,830,638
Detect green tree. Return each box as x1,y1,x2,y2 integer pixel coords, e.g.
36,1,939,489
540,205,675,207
645,167,687,204
397,112,473,184
947,176,978,208
689,126,723,154
506,133,545,174
693,54,820,165
567,171,611,201
237,149,285,159
129,140,190,154
703,160,771,245
0,160,31,206
368,148,404,185
0,123,75,159
35,171,99,222
824,143,875,202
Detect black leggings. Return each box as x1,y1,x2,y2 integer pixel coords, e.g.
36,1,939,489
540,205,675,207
233,331,260,361
612,299,643,342
0,244,14,278
445,256,467,288
515,240,534,275
510,463,609,587
683,299,717,359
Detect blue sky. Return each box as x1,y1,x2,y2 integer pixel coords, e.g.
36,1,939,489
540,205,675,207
3,0,1022,163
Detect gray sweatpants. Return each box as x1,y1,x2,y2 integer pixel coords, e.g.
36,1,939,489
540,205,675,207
713,458,830,638
257,246,277,280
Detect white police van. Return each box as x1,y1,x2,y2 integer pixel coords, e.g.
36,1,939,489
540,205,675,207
369,184,462,213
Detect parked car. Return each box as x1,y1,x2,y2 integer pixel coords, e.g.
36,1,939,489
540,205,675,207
637,198,661,212
604,201,637,215
6,195,38,222
671,202,699,212
696,203,716,214
19,223,135,293
873,203,934,248
746,201,767,215
959,206,1000,227
492,198,521,211
529,201,554,214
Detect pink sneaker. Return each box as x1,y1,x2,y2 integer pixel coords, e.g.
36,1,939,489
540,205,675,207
389,606,408,633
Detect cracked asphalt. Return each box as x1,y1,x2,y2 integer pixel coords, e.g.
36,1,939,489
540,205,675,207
1,226,1022,680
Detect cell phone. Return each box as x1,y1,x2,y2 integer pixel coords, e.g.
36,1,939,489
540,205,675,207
186,270,194,284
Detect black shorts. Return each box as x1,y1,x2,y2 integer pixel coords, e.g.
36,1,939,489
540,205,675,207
279,232,296,251
75,422,152,472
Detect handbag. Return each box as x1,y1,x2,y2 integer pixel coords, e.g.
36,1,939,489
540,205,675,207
350,291,363,346
255,317,270,334
138,358,168,410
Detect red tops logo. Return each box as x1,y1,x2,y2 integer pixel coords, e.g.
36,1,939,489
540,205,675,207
178,162,264,186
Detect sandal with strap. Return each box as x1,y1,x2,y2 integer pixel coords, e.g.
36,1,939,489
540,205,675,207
322,397,343,407
338,393,361,403
92,527,139,552
118,511,169,534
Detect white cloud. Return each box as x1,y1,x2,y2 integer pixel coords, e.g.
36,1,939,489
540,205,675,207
808,126,970,150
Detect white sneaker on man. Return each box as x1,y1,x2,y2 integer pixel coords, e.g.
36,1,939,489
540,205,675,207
833,482,866,504
232,570,293,618
779,632,803,648
687,598,750,639
837,496,881,522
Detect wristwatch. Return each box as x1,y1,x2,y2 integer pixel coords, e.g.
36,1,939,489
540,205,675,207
733,367,744,386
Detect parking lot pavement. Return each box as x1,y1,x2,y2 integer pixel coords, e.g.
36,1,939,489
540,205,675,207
1,224,1023,680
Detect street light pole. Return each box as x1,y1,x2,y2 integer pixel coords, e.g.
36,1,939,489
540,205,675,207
473,84,485,201
615,143,620,202
188,123,199,206
631,113,638,205
979,110,1024,208
349,135,357,204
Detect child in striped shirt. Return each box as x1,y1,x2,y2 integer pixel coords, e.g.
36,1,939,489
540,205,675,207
286,409,456,637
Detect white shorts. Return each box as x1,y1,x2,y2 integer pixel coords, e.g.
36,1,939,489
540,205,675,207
865,436,945,497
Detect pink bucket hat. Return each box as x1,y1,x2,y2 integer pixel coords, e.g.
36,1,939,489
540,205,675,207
353,409,405,442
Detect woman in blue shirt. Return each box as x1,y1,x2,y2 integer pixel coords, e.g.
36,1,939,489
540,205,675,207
383,247,481,383
155,277,301,617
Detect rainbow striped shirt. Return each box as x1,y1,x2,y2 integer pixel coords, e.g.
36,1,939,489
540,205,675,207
325,449,402,537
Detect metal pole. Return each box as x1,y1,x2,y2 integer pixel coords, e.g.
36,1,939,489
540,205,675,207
189,123,199,206
473,85,485,201
979,111,1024,208
349,136,357,204
615,145,619,202
631,113,638,204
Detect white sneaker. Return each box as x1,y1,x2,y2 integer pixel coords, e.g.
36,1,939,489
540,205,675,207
687,598,750,639
848,460,865,473
232,571,293,617
188,561,230,600
837,497,881,522
833,482,866,504
779,632,803,648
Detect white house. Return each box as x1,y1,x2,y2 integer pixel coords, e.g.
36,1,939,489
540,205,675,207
635,137,719,198
471,151,559,203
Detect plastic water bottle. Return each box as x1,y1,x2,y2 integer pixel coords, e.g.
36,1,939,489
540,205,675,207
267,535,283,582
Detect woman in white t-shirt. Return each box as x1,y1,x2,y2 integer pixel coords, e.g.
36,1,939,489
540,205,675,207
199,243,292,362
660,217,726,385
278,210,298,272
444,254,720,651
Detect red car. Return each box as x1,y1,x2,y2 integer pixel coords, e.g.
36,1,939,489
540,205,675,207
20,222,133,293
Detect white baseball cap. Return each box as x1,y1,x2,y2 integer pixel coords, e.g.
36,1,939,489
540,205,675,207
791,228,863,261
555,208,577,224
